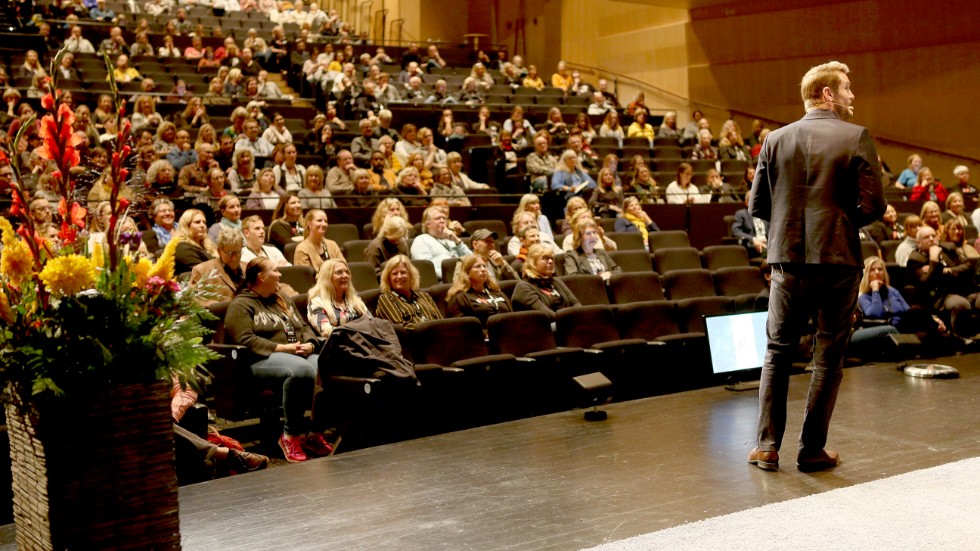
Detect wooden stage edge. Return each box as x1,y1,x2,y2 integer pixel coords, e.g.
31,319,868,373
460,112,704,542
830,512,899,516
2,353,979,550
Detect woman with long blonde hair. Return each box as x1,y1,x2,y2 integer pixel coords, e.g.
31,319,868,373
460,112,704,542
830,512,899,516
173,208,217,274
307,259,370,338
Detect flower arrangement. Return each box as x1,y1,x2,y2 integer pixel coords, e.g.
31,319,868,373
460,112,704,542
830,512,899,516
0,49,218,397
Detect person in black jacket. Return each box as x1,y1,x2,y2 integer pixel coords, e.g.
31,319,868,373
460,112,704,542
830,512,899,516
446,255,512,327
512,244,580,321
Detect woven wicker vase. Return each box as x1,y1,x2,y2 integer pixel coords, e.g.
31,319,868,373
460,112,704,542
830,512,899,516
4,379,181,550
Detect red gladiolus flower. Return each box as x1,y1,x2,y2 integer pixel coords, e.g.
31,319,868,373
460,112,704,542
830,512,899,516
118,197,131,210
10,193,25,217
58,221,78,245
16,225,31,240
58,198,87,228
41,93,55,111
119,168,129,181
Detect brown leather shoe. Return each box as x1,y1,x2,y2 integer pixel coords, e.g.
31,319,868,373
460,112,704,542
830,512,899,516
747,448,779,471
797,449,840,472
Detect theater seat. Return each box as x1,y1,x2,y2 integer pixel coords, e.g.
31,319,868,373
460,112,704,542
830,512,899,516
701,245,750,270
607,272,665,304
648,230,691,251
663,269,715,300
559,274,610,306
653,247,701,274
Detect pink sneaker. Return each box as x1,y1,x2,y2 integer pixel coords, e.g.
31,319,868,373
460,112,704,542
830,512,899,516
278,434,309,463
301,432,334,458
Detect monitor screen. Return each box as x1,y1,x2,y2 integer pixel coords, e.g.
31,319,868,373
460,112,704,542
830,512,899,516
705,311,769,375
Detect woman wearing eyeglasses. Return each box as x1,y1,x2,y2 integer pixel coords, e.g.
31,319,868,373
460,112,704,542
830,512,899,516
512,243,580,321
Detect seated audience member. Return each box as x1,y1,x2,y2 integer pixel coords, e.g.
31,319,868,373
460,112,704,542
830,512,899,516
545,107,570,139
227,148,258,192
245,168,282,210
665,162,703,205
190,226,245,305
909,167,948,203
145,159,181,201
502,106,535,150
514,194,558,247
598,111,625,145
225,258,333,463
920,201,943,235
550,61,573,92
369,150,397,193
207,195,243,243
173,209,218,275
905,224,978,337
657,111,680,139
446,255,514,327
680,111,705,145
589,167,624,219
508,211,552,256
627,110,656,145
615,196,660,251
552,149,597,202
625,91,647,118
268,192,305,251
351,119,379,166
343,169,379,208
410,206,472,280
952,165,977,197
896,154,922,189
629,164,665,204
375,255,443,330
522,64,544,90
327,150,357,194
512,244,581,321
894,215,921,268
718,121,751,161
365,215,411,276
241,215,291,266
732,194,768,259
370,198,411,237
510,226,541,275
690,129,718,160
235,119,275,159
429,166,469,207
866,203,905,246
109,54,141,83
271,143,306,193
167,129,197,172
447,151,489,191
587,91,613,116
179,142,218,195
699,169,740,203
298,166,336,209
294,209,345,272
307,259,371,338
526,135,559,193
470,228,520,283
263,113,293,146
141,198,177,258
945,219,979,262
942,192,970,228
859,255,943,331
564,218,621,281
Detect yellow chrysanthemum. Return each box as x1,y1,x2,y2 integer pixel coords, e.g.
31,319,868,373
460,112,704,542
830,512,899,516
0,291,13,325
38,254,97,298
0,219,35,287
148,236,179,283
131,257,153,289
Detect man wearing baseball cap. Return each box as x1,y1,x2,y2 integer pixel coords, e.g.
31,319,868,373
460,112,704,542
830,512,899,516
470,229,520,283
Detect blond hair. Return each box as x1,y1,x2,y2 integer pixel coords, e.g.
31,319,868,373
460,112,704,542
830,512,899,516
800,61,849,110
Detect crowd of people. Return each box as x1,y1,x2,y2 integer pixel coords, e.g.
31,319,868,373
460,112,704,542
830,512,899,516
2,9,980,470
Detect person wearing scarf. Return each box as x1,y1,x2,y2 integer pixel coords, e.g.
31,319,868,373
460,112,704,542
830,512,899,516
615,196,660,251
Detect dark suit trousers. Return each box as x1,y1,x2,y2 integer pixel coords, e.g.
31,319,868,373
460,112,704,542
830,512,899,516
757,263,861,456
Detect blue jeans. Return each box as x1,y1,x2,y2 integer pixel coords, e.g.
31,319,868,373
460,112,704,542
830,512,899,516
251,352,318,435
757,264,860,456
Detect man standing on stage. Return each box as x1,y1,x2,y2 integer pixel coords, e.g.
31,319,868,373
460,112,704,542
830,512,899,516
747,61,885,472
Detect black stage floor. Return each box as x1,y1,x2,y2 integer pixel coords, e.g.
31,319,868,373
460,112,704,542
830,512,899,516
3,354,978,550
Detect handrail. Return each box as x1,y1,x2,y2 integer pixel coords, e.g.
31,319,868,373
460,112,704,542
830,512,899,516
567,61,980,165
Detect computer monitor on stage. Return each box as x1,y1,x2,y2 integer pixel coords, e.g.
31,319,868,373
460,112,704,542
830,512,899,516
705,310,768,390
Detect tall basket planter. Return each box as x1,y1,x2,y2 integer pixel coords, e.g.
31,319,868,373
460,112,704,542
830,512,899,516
4,380,181,550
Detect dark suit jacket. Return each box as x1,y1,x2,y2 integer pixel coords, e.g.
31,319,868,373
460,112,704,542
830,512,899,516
750,109,885,266
731,208,769,247
563,248,621,276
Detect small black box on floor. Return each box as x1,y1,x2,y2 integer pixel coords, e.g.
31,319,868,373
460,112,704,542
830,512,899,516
573,372,613,421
